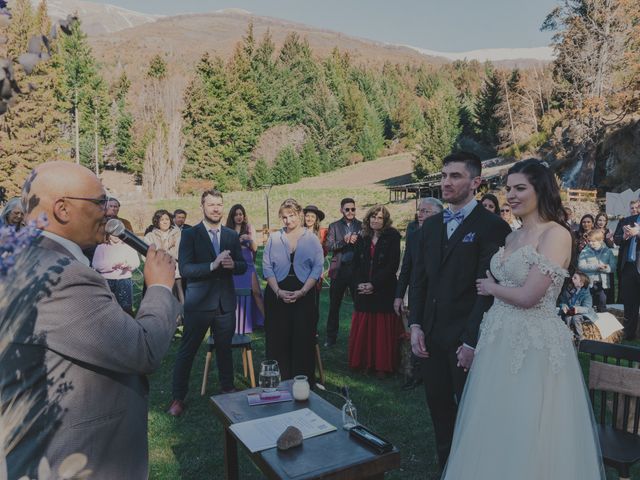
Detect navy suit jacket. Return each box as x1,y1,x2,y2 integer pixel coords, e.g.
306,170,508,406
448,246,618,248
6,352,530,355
178,222,247,313
614,214,640,274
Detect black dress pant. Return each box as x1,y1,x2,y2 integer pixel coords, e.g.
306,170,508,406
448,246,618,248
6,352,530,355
326,265,353,343
172,308,235,399
621,263,640,338
419,342,468,470
265,281,316,382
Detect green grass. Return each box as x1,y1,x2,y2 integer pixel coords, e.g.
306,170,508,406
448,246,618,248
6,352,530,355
122,184,418,236
141,249,638,480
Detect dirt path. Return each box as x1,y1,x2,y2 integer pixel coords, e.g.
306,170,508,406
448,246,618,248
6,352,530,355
293,153,414,189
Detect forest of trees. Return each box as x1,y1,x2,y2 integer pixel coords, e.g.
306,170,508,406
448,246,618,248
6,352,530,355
1,0,638,197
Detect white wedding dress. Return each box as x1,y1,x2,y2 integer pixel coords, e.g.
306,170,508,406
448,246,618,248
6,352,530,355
443,245,605,479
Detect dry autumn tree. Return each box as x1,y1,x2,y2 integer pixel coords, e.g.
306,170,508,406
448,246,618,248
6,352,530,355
542,0,640,182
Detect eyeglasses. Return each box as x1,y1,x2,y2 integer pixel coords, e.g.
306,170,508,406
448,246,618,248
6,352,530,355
344,208,356,212
62,195,110,210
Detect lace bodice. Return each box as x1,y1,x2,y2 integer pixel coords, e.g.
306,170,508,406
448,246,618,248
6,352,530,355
475,244,572,374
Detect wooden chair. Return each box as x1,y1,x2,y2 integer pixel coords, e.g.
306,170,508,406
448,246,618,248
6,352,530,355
580,340,640,479
201,288,256,395
315,333,325,385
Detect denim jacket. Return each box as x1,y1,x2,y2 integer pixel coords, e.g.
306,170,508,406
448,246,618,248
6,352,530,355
559,286,596,321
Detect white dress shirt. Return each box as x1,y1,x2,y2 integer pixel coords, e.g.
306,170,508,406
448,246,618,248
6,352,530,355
446,198,478,239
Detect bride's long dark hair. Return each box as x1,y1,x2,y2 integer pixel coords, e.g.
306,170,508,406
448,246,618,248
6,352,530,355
507,158,576,267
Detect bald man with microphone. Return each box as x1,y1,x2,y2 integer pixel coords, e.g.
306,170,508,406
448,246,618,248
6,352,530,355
0,162,180,479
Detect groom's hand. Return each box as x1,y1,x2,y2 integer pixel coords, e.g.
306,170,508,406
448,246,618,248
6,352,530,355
456,344,475,372
410,325,429,358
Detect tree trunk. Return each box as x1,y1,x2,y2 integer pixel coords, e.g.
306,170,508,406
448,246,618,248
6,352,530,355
503,73,516,148
74,90,80,164
94,111,99,176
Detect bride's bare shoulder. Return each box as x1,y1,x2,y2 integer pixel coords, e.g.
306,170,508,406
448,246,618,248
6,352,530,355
538,223,572,267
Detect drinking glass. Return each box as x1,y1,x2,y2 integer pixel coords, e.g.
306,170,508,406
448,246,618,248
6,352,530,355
259,360,281,393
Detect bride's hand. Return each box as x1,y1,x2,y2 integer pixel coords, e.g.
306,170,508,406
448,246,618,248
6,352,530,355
476,270,497,296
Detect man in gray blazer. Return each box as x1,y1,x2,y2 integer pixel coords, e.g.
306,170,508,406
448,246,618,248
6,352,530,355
0,162,180,479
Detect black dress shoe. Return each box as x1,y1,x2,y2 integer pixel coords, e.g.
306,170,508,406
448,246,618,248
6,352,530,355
401,377,423,390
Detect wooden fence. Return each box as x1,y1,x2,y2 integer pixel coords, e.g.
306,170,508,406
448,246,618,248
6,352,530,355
566,188,598,202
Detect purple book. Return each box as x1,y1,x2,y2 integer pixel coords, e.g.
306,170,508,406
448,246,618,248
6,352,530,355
247,390,293,406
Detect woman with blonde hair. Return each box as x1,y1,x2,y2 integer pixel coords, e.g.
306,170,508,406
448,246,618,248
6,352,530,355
262,199,324,382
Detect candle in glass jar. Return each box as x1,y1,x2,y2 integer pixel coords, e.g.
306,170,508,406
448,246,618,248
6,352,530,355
292,375,310,401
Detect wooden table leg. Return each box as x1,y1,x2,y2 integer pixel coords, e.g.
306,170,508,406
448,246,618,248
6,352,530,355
224,427,239,480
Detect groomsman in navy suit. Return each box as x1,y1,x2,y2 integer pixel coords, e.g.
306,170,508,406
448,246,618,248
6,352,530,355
168,189,246,416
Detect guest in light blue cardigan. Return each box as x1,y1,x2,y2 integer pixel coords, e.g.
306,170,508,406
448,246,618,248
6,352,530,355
262,198,324,382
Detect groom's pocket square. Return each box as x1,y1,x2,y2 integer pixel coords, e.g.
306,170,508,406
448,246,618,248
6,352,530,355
462,232,476,243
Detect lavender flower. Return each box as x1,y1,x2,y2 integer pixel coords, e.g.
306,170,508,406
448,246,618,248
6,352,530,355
0,214,47,277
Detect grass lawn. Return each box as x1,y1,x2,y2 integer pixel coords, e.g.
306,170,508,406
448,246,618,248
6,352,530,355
142,249,638,479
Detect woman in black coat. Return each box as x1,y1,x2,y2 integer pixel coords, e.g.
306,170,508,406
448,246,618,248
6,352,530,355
348,205,403,377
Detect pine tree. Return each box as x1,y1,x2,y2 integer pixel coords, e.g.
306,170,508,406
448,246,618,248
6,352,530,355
473,68,503,148
414,82,461,178
182,53,257,184
356,105,385,161
147,54,167,80
271,146,301,185
0,0,67,196
276,32,319,123
250,157,272,188
110,72,135,170
304,81,349,170
57,18,106,166
299,140,322,176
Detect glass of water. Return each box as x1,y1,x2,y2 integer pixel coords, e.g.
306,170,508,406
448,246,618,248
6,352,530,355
259,360,281,393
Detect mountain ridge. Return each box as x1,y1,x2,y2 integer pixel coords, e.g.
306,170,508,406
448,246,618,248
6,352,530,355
37,0,553,64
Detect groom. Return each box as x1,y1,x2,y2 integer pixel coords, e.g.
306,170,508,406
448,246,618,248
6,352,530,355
408,152,511,469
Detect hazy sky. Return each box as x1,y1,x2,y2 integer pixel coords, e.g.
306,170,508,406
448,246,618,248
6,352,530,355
91,0,560,52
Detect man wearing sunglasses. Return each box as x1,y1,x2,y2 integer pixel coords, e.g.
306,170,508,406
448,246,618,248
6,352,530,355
1,161,180,479
324,197,362,347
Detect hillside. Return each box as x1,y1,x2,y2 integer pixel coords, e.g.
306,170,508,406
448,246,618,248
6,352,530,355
31,0,161,34
86,11,444,86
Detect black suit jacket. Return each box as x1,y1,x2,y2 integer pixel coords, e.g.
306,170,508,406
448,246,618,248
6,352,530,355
178,222,247,313
408,204,511,349
614,214,640,274
396,226,421,299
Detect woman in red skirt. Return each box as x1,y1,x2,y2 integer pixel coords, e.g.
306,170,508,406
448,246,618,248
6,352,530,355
348,205,404,377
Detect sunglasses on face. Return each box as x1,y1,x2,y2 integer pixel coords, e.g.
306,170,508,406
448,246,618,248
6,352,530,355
344,208,356,212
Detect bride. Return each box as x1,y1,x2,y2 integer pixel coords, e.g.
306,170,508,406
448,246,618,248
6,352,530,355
443,159,605,479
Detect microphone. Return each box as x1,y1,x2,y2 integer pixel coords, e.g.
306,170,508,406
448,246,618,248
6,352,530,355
105,218,149,256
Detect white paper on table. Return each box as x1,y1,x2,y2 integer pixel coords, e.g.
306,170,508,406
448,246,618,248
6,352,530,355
229,408,337,453
594,312,624,339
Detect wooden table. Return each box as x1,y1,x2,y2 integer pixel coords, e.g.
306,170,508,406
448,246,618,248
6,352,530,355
210,381,401,479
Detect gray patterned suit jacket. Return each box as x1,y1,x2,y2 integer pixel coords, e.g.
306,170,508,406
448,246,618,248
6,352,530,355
0,236,180,479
